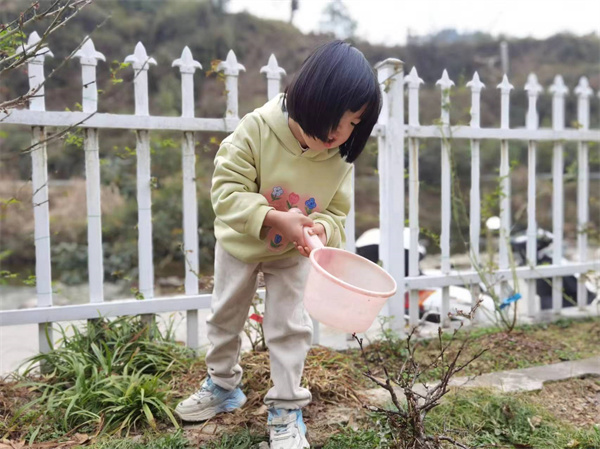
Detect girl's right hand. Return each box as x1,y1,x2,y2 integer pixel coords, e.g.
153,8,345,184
264,209,313,251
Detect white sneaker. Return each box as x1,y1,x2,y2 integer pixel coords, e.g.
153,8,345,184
268,408,310,449
175,377,247,422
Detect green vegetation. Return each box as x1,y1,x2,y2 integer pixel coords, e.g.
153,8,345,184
350,317,600,384
1,315,598,447
2,316,196,442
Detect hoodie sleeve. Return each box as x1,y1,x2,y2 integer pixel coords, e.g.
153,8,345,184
310,166,352,249
211,119,273,241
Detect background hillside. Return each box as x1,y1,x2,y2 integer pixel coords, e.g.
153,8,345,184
1,0,599,288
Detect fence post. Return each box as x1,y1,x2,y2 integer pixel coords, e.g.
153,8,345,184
374,58,405,333
574,76,592,310
24,32,54,354
550,75,568,313
466,72,485,317
75,37,105,304
436,69,455,328
173,46,202,350
525,73,543,317
406,67,424,327
260,54,286,101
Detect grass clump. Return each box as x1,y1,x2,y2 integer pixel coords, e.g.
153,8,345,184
426,388,600,448
86,429,189,448
4,315,196,442
201,430,267,449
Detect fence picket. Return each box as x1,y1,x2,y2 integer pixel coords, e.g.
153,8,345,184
497,75,514,304
436,70,454,327
575,77,592,310
550,75,568,313
75,37,105,304
24,32,54,353
173,47,202,349
467,72,485,317
126,43,157,300
406,67,424,326
525,73,543,316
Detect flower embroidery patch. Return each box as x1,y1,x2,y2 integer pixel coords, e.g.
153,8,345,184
263,186,320,253
271,186,284,201
287,192,299,210
270,233,283,248
305,197,317,215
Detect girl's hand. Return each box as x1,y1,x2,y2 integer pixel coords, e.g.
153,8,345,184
264,209,314,250
297,223,326,257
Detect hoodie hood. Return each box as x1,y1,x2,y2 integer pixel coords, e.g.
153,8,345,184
255,93,341,161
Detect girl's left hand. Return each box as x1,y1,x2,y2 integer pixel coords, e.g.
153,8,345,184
297,223,326,257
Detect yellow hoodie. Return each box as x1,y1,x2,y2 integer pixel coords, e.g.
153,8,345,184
211,94,353,263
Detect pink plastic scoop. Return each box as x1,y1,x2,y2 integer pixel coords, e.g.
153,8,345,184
302,227,397,333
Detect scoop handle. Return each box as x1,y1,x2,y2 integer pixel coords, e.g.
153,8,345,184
303,226,324,251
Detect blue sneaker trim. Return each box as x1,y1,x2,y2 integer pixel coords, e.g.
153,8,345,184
268,408,306,436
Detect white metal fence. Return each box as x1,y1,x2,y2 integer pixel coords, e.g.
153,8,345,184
1,33,599,355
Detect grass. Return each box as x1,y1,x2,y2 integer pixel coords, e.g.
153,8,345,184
1,316,197,443
2,315,599,448
81,430,189,448
198,385,600,449
200,430,267,448
426,388,600,449
347,316,600,384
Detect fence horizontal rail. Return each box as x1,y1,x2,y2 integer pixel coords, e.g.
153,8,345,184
0,294,212,326
0,110,386,137
406,125,600,142
405,261,599,290
0,110,236,132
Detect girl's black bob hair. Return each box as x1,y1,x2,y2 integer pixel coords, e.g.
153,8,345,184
283,40,381,163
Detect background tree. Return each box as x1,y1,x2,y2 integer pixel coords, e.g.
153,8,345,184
318,0,357,40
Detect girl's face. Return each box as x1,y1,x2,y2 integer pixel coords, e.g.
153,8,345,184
299,105,366,152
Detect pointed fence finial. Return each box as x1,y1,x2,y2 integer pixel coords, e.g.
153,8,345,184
524,73,543,96
496,74,514,93
125,42,156,116
74,37,105,113
24,32,54,111
21,31,54,60
74,36,105,66
549,74,569,97
172,46,202,73
524,73,542,130
405,67,424,126
260,54,286,100
217,50,246,120
436,70,455,125
550,75,568,131
574,76,592,99
497,74,514,129
125,42,157,70
217,49,246,76
172,47,202,118
466,72,485,128
466,71,485,92
435,69,455,90
260,54,286,79
405,66,424,88
575,76,593,130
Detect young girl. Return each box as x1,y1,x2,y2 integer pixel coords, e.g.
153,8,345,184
176,40,381,449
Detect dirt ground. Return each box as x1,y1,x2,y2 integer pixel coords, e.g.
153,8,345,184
525,375,600,429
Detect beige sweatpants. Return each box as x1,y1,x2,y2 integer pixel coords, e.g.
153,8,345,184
205,243,313,409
